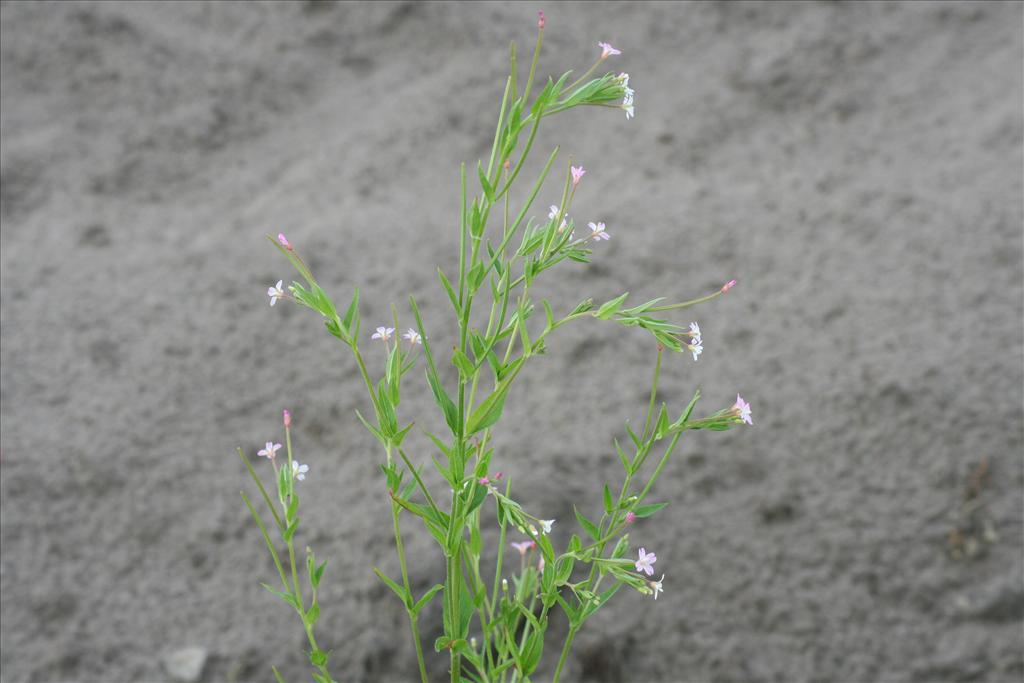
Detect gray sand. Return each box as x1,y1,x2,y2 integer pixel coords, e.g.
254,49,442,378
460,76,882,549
1,2,1022,682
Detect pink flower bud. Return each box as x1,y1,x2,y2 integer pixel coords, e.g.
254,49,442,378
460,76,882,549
478,476,489,486
493,471,504,481
625,511,637,524
283,409,292,428
537,10,545,29
721,279,737,293
278,233,293,251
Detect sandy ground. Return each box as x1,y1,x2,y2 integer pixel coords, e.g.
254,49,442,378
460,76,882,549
1,1,1022,682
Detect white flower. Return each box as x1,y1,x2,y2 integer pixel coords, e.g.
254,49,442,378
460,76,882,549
402,328,422,345
618,72,630,88
622,86,634,107
588,222,610,241
268,280,284,306
623,104,635,120
371,326,394,342
292,461,309,481
689,341,703,362
549,205,569,232
649,574,664,600
689,322,701,345
258,442,282,460
539,519,555,534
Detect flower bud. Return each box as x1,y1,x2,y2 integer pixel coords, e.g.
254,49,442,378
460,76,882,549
283,409,292,428
625,511,636,524
721,279,737,293
278,233,293,251
537,10,545,29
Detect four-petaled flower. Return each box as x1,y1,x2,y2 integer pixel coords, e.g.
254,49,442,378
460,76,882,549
598,42,621,59
635,547,657,576
403,328,422,345
649,574,664,600
372,326,394,342
511,540,536,556
292,460,309,481
733,394,753,425
588,221,610,241
277,233,292,251
549,205,569,232
258,442,281,460
688,341,703,362
539,519,555,534
571,166,586,187
268,280,285,306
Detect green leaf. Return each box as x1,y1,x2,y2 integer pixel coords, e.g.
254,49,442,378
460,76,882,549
283,518,299,543
373,567,411,608
313,560,328,588
570,298,594,316
412,584,445,615
478,159,495,201
342,288,360,340
520,629,544,675
633,502,667,518
596,292,629,320
425,369,460,435
437,268,461,316
615,439,632,474
261,583,300,611
452,347,475,380
465,483,489,516
355,409,387,447
602,484,613,515
466,382,511,434
574,505,600,542
309,648,329,668
306,602,320,625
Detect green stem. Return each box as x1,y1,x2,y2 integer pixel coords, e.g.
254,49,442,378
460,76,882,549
641,347,664,440
552,626,577,683
646,288,724,312
393,500,430,683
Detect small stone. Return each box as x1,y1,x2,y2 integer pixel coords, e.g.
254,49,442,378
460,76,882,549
162,646,207,683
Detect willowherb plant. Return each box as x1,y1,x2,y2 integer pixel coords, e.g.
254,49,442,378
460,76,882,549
238,12,752,683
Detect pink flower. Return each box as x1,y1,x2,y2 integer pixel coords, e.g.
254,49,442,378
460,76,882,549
571,165,585,187
625,511,637,524
283,409,292,428
278,233,292,251
721,279,737,293
635,547,657,576
537,10,545,29
733,394,753,425
402,328,422,345
511,540,536,556
598,42,621,59
587,221,610,241
258,442,282,460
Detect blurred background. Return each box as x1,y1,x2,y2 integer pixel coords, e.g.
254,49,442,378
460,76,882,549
1,2,1021,682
